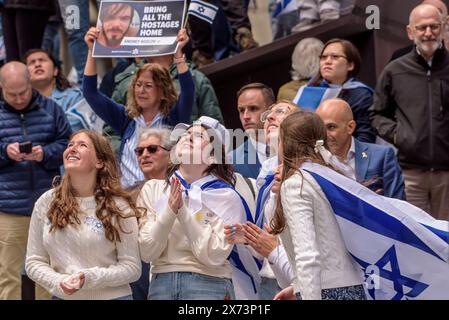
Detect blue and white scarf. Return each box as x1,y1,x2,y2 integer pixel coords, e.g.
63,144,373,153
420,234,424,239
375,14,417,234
154,171,263,299
292,78,373,111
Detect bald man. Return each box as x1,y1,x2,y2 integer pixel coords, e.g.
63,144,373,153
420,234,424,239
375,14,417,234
0,62,72,299
391,0,449,61
370,4,449,220
317,99,405,200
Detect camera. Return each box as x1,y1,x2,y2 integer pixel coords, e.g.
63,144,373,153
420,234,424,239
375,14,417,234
19,141,32,154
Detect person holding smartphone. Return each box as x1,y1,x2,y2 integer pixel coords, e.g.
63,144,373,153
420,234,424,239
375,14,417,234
0,61,72,299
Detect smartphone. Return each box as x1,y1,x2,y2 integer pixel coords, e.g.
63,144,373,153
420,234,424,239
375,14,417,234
19,141,33,154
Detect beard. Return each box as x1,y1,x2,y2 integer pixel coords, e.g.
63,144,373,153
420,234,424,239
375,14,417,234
415,36,443,57
103,24,131,47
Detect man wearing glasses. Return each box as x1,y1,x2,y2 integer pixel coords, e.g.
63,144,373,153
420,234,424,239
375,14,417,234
390,0,449,61
370,4,449,220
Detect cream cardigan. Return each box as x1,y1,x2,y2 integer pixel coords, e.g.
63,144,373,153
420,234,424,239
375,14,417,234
280,170,363,300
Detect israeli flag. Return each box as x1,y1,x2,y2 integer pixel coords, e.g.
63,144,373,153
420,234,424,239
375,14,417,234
302,162,449,300
67,98,105,133
188,0,219,24
273,0,297,17
158,173,262,299
293,78,373,111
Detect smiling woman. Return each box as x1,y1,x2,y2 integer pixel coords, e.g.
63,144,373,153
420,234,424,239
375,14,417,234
293,38,376,144
83,26,195,188
25,130,144,300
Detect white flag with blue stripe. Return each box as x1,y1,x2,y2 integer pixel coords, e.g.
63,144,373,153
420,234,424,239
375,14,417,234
273,0,297,17
188,0,218,24
67,98,105,133
302,162,449,300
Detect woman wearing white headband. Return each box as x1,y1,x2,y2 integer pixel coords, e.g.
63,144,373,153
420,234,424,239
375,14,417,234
138,116,258,300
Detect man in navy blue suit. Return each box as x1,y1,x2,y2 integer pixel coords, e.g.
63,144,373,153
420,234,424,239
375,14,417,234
231,83,275,179
316,98,406,200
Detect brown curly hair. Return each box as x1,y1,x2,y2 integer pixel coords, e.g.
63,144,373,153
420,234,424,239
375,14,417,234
270,112,331,235
47,130,146,242
126,63,178,119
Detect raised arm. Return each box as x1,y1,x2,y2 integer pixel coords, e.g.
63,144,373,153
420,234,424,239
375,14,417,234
82,27,130,134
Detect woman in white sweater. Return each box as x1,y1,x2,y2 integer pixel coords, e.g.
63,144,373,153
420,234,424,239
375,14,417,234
271,112,365,300
26,130,142,300
138,116,255,300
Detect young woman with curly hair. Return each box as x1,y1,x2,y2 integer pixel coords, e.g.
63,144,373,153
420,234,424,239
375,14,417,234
25,130,144,300
82,27,195,188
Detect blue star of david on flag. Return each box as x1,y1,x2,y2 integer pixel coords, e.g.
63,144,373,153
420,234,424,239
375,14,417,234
352,245,429,300
302,162,449,300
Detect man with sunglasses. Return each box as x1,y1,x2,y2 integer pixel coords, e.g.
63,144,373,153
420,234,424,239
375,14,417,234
128,128,172,301
370,4,449,220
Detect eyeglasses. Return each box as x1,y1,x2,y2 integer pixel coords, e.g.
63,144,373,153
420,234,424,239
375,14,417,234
319,54,348,61
260,107,290,123
414,23,442,33
134,144,168,156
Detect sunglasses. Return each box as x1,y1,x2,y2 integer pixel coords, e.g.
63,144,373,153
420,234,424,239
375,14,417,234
134,144,168,156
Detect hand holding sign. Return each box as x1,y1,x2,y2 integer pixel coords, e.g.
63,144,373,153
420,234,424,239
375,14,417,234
174,28,189,58
85,27,100,51
93,1,187,58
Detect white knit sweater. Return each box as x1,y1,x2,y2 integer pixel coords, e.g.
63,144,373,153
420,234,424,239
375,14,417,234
280,170,363,300
137,178,235,279
25,189,141,300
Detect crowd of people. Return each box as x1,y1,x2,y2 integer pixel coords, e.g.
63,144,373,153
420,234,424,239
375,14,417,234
0,0,448,301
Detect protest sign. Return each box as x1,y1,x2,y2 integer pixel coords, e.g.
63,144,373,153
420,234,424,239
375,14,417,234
93,0,186,57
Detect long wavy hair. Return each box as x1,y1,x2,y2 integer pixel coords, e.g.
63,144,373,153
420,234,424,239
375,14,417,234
126,63,177,119
270,112,331,234
47,130,146,242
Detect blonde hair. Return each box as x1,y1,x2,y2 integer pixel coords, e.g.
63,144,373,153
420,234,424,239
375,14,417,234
126,63,177,119
291,38,324,81
139,127,173,150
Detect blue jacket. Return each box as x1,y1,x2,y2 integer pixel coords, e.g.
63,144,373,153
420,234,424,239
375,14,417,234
0,91,72,216
82,72,194,162
354,139,406,200
232,140,262,179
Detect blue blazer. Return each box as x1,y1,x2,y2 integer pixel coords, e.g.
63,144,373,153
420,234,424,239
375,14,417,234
231,139,262,179
354,139,406,200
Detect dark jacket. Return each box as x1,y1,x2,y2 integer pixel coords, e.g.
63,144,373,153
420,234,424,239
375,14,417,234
232,139,262,179
0,91,72,216
369,47,449,170
2,0,56,12
354,139,406,200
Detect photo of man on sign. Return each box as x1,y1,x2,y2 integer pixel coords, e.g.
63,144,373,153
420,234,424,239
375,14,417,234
97,2,140,49
93,0,186,58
